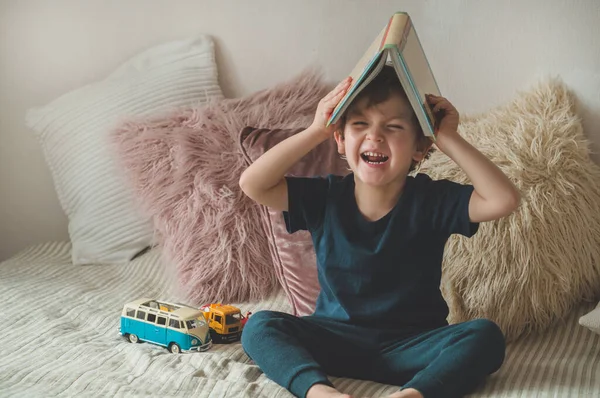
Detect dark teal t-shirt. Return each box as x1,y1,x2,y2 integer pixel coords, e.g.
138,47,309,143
284,173,479,330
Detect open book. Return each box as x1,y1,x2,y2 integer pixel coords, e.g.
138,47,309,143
327,12,441,139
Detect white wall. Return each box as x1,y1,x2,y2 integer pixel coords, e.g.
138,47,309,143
1,0,599,261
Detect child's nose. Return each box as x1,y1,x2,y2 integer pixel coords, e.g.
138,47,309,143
366,126,384,141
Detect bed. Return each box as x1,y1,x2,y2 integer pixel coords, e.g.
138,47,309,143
1,242,599,397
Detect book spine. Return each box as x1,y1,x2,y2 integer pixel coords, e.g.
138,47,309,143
380,15,394,50
383,13,410,47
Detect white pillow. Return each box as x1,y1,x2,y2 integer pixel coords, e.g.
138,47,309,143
26,35,223,265
579,301,600,335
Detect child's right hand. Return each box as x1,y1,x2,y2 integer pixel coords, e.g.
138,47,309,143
311,77,352,135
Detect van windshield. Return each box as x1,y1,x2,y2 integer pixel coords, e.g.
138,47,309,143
185,317,207,330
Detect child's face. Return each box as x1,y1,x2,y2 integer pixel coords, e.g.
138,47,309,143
335,92,426,187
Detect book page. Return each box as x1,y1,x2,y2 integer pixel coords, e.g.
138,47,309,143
327,24,388,125
328,52,387,125
347,25,387,86
391,24,441,137
391,52,434,138
401,24,441,101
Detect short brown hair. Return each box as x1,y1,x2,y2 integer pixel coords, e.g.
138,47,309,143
337,65,434,172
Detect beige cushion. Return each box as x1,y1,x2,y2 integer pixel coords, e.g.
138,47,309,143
419,78,600,341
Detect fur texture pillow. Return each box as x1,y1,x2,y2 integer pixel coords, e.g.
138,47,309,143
113,69,330,304
419,78,600,341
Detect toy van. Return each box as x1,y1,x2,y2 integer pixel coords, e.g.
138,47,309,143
120,298,212,353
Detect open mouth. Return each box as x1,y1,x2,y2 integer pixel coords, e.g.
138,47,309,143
360,151,389,165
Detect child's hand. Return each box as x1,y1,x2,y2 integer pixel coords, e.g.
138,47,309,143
311,77,352,135
427,94,459,138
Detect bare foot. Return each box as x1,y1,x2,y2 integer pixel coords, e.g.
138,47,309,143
306,383,353,398
386,388,424,398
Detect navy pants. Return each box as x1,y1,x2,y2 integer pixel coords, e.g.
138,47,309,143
241,311,505,398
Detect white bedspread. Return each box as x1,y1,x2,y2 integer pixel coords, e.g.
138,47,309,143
1,242,599,397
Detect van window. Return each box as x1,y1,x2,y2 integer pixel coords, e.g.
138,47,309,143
147,313,156,323
186,318,206,330
169,319,180,329
126,308,135,317
214,314,222,324
136,310,146,320
157,317,166,326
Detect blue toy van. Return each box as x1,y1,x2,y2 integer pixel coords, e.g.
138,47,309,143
120,298,212,353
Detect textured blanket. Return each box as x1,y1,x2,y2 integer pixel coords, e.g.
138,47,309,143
1,243,598,397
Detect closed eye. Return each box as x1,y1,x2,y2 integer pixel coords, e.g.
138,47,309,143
352,121,368,126
388,125,404,130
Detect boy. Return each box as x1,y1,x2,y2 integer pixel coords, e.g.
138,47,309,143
239,66,520,398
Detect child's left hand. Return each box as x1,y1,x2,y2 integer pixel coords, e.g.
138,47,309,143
426,94,460,141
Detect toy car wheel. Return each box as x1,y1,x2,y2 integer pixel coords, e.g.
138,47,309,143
169,343,181,354
128,334,139,344
209,329,221,343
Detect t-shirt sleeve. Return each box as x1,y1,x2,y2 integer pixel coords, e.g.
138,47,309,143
283,176,330,233
425,177,479,237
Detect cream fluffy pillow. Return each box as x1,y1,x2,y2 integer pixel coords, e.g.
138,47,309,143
419,78,600,342
26,36,223,265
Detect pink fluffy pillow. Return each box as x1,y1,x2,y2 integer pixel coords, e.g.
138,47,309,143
112,69,330,304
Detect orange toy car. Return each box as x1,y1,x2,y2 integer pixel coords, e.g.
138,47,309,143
200,303,245,343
